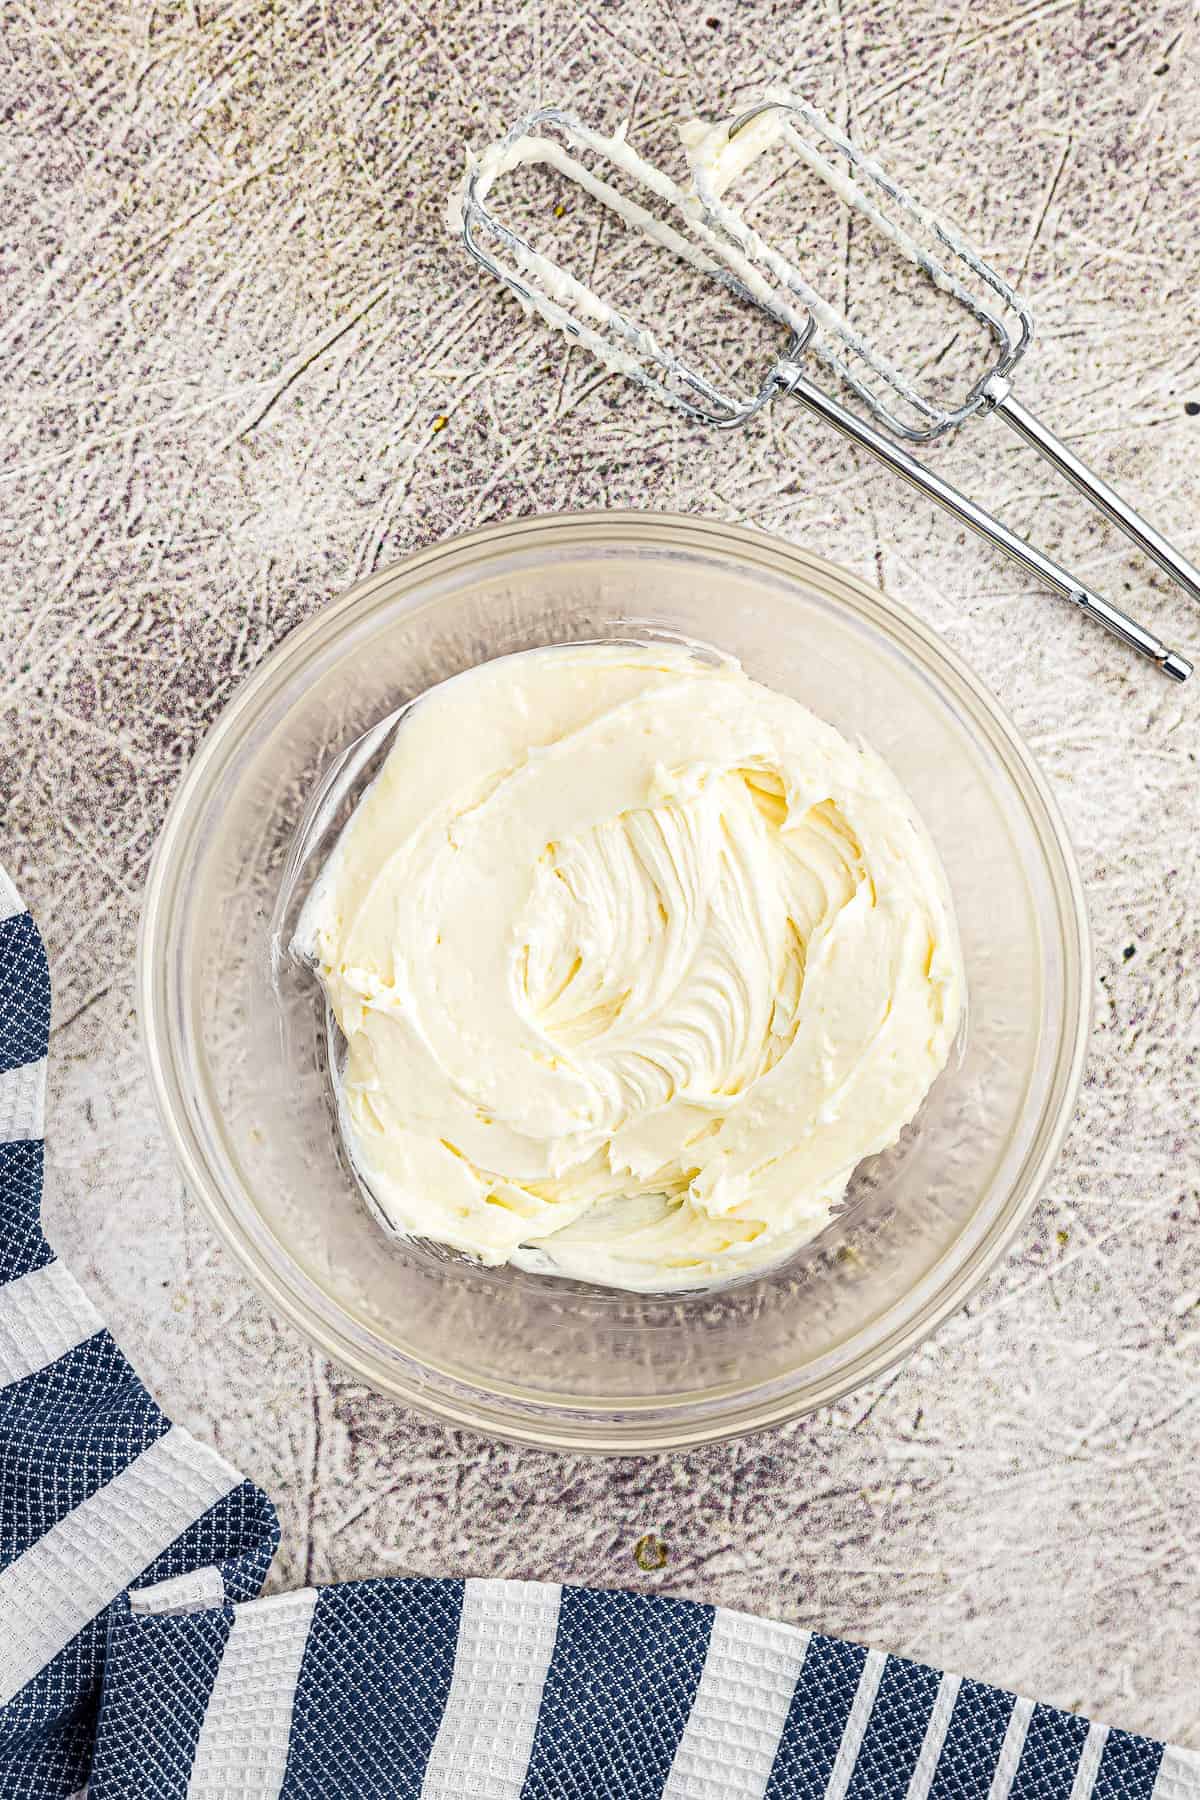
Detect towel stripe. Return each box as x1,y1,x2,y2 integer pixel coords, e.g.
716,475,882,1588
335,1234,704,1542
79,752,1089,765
766,1635,869,1800
0,1057,45,1142
1070,1725,1110,1800
1155,1748,1200,1798
1011,1705,1089,1800
0,912,50,1074
283,1578,463,1798
1,1367,168,1566
663,1609,811,1799
1093,1728,1165,1800
905,1674,962,1800
0,1424,241,1703
96,1591,238,1800
986,1697,1035,1800
0,1140,52,1282
825,1649,888,1800
0,875,21,925
0,1260,103,1388
420,1577,561,1798
521,1585,713,1799
920,1680,1018,1800
187,1589,317,1798
129,1566,228,1617
842,1654,941,1800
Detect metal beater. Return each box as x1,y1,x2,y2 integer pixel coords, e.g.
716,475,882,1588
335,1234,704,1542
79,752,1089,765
452,98,1194,681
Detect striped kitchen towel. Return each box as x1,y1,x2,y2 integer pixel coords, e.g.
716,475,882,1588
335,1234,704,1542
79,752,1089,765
0,869,278,1798
1,864,1196,1800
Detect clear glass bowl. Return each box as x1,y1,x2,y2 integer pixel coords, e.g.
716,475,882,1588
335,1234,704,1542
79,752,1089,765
138,513,1090,1451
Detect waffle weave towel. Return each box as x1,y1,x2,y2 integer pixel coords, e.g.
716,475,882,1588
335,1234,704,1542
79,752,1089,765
0,866,1195,1800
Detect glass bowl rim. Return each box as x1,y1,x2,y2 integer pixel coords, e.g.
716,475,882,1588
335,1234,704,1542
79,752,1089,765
137,509,1092,1452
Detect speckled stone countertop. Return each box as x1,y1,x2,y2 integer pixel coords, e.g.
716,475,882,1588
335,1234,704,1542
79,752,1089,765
3,0,1198,1748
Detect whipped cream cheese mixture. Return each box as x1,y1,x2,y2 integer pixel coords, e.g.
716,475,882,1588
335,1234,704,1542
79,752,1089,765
297,642,964,1292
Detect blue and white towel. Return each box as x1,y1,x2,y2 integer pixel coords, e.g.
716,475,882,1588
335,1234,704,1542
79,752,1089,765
0,866,1195,1800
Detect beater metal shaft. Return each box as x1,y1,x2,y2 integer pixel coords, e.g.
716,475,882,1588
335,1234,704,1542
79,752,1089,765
774,361,1191,680
983,375,1200,608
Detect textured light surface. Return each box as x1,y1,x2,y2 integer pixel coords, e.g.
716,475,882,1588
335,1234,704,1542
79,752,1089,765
2,0,1197,1749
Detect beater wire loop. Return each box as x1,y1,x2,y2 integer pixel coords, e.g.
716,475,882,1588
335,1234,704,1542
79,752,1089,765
451,99,1194,679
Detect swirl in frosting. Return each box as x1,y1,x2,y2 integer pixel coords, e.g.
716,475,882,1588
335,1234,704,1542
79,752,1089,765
297,641,964,1291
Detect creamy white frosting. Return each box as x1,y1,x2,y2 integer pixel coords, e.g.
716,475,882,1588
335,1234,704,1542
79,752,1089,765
296,642,964,1293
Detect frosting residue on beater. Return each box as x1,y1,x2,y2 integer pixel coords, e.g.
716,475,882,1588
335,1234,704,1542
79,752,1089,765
297,642,964,1293
446,113,810,400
